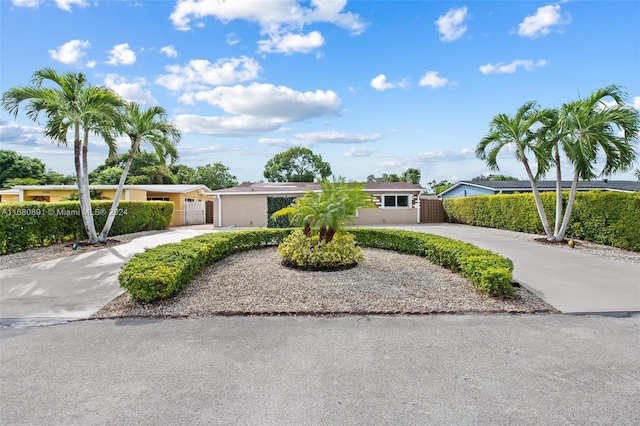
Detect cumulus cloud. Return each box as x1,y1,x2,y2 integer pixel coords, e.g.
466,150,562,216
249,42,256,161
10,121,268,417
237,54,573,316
54,0,89,11
518,4,571,38
414,148,475,163
11,0,40,8
257,30,324,54
630,96,640,111
226,33,241,46
344,146,378,157
370,74,408,91
156,56,261,91
160,45,178,58
0,119,43,146
106,43,136,66
479,59,547,74
48,39,90,64
259,131,382,147
104,74,158,106
169,0,365,55
435,6,468,42
418,71,451,88
174,83,342,137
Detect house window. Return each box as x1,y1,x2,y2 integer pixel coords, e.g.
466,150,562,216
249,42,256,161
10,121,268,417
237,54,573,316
185,198,195,202
383,195,410,208
147,197,170,201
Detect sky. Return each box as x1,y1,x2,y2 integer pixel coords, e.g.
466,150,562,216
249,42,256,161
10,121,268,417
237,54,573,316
1,0,639,188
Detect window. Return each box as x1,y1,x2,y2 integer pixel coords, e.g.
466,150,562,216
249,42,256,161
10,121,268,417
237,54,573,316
147,197,170,201
383,195,410,208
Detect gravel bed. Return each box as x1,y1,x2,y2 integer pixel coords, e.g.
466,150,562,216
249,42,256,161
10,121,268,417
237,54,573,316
94,247,557,318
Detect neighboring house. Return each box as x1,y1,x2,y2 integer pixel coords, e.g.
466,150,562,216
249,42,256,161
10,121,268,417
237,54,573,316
209,182,424,228
439,180,640,199
0,184,213,226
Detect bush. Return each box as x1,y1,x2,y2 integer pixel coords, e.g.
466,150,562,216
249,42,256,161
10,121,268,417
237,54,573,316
444,191,640,251
119,227,514,302
0,201,173,254
277,229,363,270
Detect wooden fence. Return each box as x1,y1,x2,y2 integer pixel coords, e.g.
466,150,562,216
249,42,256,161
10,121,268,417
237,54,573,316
419,197,447,223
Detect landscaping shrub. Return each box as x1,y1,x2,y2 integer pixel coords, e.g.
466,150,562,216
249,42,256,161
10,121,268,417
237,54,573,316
443,191,640,251
0,200,173,254
277,229,363,270
267,196,297,228
120,227,514,302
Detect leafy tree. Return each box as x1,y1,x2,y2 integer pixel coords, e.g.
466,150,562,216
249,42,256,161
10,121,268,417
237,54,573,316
367,173,402,182
549,85,639,241
635,169,640,181
402,168,422,185
272,178,375,244
170,164,197,184
476,101,555,239
367,168,421,185
3,177,41,188
2,68,123,243
92,166,125,185
99,102,180,242
43,170,75,185
264,147,332,182
471,174,520,181
0,150,46,188
189,162,238,190
426,179,454,195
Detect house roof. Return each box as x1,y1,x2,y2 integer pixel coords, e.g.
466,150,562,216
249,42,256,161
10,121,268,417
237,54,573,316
10,184,212,193
210,181,424,196
439,180,640,197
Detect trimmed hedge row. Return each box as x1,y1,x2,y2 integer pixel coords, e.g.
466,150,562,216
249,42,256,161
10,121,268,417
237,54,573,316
0,200,173,254
443,191,640,252
119,227,514,302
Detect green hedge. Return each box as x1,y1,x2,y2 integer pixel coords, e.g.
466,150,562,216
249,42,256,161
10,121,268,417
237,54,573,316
0,201,173,254
443,191,640,251
120,227,514,302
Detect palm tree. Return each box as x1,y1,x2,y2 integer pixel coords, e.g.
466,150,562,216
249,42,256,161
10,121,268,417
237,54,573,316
552,85,639,240
98,102,180,242
2,68,123,243
476,101,555,239
272,178,375,243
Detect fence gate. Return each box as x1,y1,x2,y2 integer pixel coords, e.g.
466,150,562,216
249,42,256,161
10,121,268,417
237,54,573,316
184,200,206,225
419,197,446,223
205,201,214,224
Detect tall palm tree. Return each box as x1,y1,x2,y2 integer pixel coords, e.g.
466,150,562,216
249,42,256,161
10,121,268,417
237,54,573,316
98,102,181,242
553,85,639,240
476,101,555,239
2,68,123,243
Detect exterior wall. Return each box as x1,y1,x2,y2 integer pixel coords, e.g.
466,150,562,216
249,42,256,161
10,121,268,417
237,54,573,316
23,189,75,202
441,185,494,199
217,194,268,227
0,194,19,203
354,207,418,225
126,189,147,201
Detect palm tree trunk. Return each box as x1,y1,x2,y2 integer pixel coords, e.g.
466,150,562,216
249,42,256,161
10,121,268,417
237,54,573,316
81,129,99,243
522,158,554,240
74,125,98,243
553,146,563,236
556,170,579,241
98,143,139,242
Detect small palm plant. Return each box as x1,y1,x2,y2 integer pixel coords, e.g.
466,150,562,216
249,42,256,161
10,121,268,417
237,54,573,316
272,178,375,270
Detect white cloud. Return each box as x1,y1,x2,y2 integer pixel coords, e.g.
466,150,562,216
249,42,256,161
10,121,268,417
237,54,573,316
414,148,475,163
630,96,640,111
169,0,365,55
259,131,382,147
435,6,468,42
0,118,43,146
86,60,96,68
160,45,178,58
175,83,341,137
370,74,408,91
226,33,240,46
419,71,451,88
518,4,570,38
48,39,90,64
479,59,547,74
156,56,261,91
54,0,89,11
257,30,324,54
11,0,40,8
104,74,158,106
106,43,136,66
344,146,378,157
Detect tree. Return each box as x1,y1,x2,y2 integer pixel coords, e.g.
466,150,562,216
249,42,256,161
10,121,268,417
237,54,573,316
264,147,332,182
92,166,126,185
402,168,421,185
170,164,196,184
189,163,238,190
99,102,180,242
367,168,421,185
636,169,640,181
2,68,123,243
476,101,555,239
0,150,46,188
272,178,375,243
426,179,454,195
549,85,639,241
471,174,520,181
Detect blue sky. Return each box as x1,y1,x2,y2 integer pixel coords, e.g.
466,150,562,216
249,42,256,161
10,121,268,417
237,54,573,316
1,0,639,187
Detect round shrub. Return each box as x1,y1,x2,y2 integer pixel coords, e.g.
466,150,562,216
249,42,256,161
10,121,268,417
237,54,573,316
277,229,363,270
